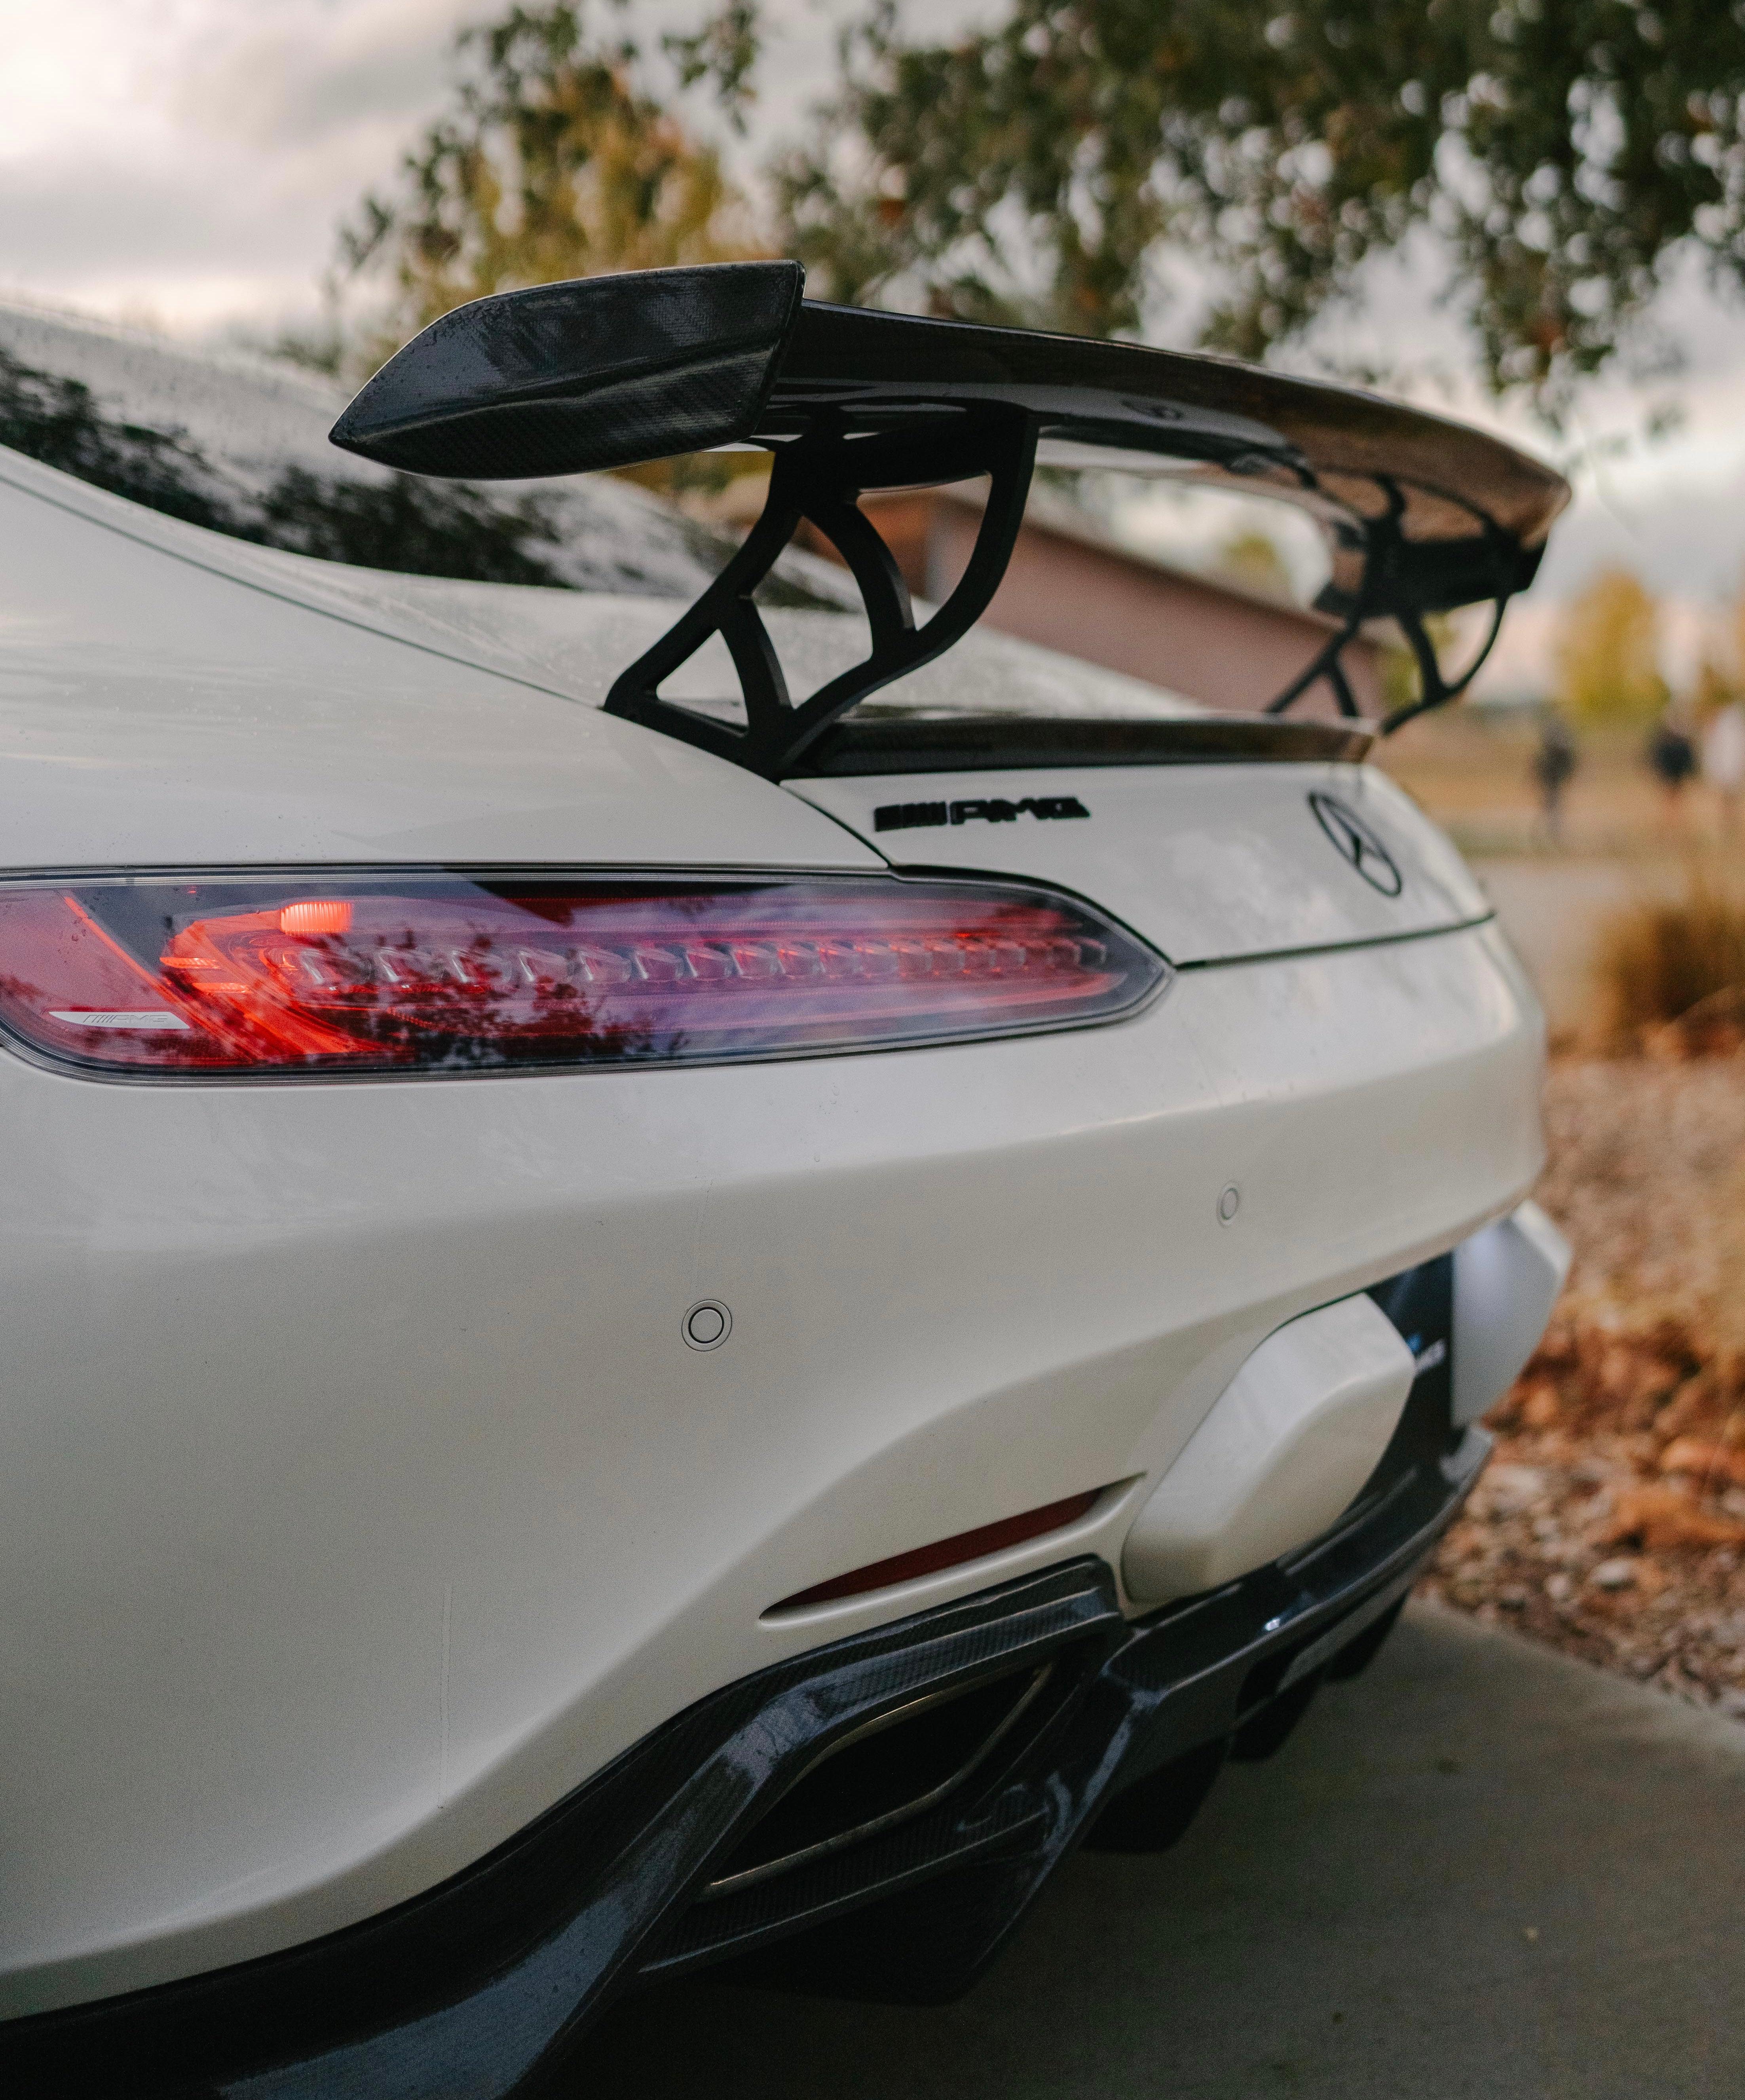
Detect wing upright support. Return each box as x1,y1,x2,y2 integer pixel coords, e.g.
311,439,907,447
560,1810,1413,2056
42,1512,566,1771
602,410,1037,776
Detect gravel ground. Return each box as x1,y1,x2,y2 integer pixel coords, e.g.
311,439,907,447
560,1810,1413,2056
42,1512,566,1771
1418,1054,1745,1711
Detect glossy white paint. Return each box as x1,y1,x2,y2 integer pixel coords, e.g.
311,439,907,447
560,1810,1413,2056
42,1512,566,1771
1122,1294,1416,1601
0,431,1558,2021
793,764,1490,965
1453,1200,1571,1425
0,457,877,875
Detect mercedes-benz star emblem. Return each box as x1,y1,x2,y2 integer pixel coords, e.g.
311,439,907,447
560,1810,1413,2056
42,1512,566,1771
1308,792,1403,897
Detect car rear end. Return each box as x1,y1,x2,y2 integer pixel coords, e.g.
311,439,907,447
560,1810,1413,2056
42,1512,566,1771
0,283,1568,2098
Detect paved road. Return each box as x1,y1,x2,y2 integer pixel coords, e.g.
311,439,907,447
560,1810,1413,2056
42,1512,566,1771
574,1603,1745,2098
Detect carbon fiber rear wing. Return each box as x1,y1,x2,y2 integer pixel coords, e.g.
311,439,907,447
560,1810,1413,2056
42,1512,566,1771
332,262,1568,779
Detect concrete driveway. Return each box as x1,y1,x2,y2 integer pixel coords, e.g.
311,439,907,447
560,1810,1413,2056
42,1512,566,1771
574,1602,1745,2098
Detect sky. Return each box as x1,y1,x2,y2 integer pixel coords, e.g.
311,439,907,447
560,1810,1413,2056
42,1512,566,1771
5,0,1745,698
0,0,845,331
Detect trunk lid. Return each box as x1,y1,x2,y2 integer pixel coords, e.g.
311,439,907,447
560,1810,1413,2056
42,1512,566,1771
789,761,1487,965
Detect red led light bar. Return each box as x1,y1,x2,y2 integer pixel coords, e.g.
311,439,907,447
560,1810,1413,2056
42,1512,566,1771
0,873,1168,1078
767,1489,1107,1614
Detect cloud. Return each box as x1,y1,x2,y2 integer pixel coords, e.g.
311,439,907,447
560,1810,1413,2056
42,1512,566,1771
165,0,477,154
0,0,494,328
0,154,313,280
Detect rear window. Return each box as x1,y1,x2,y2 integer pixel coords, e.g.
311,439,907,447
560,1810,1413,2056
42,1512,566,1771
0,308,836,606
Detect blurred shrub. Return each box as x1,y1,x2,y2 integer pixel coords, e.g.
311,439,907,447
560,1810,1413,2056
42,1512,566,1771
1593,874,1745,1052
1554,570,1667,727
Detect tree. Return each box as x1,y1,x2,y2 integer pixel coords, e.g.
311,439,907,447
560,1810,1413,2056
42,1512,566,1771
1554,569,1667,724
340,3,763,366
1213,529,1293,600
339,1,1745,418
1692,651,1736,719
771,0,1745,413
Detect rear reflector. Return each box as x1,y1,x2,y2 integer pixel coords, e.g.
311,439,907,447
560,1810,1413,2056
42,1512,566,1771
0,873,1167,1078
767,1489,1106,1614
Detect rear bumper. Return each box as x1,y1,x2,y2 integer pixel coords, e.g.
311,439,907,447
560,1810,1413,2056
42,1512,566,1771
4,1419,1487,2099
0,919,1542,2018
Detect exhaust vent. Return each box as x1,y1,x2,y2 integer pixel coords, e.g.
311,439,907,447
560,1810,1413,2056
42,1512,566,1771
703,1664,1054,1898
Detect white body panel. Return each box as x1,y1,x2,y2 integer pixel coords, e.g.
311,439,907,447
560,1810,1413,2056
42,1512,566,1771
1453,1199,1571,1425
793,765,1489,964
0,440,1553,2017
0,457,873,874
1122,1294,1417,1601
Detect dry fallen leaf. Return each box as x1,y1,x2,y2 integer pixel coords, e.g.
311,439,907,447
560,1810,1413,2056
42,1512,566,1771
1599,1485,1745,1552
1658,1437,1745,1489
1521,1385,1564,1429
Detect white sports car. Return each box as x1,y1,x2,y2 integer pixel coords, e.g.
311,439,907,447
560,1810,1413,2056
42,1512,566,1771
0,267,1569,2097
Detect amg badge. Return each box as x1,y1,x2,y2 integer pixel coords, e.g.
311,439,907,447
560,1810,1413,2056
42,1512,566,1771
873,796,1090,833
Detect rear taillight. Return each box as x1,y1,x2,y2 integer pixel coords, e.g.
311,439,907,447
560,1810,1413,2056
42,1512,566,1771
0,872,1168,1078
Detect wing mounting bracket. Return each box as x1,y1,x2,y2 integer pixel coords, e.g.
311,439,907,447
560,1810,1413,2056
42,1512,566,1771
603,410,1038,779
1268,479,1522,734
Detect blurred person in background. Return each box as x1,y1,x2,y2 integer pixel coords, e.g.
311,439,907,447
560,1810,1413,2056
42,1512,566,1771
1531,706,1579,846
1647,704,1699,827
1704,696,1745,838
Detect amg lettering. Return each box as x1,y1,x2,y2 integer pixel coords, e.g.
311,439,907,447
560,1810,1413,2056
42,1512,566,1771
872,795,1090,833
949,796,1090,825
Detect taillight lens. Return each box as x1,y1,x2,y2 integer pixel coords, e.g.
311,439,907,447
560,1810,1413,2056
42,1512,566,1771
0,873,1167,1078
